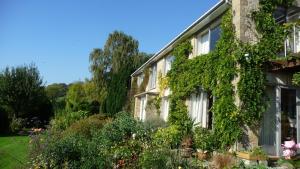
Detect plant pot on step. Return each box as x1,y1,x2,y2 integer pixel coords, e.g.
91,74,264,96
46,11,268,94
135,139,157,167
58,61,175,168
196,149,209,160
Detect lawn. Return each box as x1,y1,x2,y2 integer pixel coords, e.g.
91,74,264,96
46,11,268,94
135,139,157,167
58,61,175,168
0,136,30,169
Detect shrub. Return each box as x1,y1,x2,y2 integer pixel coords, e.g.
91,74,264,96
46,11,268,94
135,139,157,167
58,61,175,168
210,153,236,169
194,126,216,152
152,125,182,149
50,110,89,131
139,148,170,169
63,114,111,138
10,116,24,133
94,112,138,147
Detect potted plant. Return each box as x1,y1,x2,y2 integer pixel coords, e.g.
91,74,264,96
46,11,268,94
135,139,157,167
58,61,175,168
180,135,193,158
179,118,195,158
194,127,213,160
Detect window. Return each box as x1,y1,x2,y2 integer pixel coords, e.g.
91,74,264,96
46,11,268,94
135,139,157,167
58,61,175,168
137,74,144,86
196,25,221,55
161,97,169,121
197,32,210,55
139,96,146,121
149,64,157,89
189,90,209,127
210,26,221,50
164,56,175,74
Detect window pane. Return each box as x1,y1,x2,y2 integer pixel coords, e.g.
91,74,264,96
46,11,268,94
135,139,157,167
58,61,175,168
210,26,221,50
161,98,169,121
197,32,209,55
165,56,174,74
189,90,208,127
150,64,157,88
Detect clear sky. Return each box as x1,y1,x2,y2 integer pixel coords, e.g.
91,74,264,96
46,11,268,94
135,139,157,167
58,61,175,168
0,0,219,85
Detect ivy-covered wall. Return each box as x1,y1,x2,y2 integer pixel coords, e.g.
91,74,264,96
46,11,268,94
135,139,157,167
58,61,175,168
167,0,297,150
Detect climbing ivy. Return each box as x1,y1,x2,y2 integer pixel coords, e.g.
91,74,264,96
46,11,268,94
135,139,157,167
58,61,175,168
168,11,239,149
237,0,293,125
167,0,296,150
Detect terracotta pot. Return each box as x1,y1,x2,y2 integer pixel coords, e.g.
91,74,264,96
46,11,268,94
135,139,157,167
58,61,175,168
197,151,209,160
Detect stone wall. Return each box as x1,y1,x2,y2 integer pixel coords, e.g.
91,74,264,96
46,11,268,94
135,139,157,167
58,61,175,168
232,0,259,44
232,0,260,151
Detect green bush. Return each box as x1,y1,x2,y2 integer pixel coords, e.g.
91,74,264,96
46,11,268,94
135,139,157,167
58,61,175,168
139,148,170,169
63,114,111,138
9,116,25,133
152,125,182,149
50,110,89,131
94,112,138,147
194,126,216,152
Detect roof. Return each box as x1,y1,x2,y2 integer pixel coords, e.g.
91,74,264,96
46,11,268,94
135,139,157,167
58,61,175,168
131,0,231,77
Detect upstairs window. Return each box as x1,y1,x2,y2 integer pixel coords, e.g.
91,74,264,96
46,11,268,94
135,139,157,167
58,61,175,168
149,64,157,89
137,74,144,86
196,25,221,56
210,26,221,50
164,55,175,74
197,32,210,55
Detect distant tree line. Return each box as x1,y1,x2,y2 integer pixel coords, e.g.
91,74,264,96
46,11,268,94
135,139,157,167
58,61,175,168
0,31,150,134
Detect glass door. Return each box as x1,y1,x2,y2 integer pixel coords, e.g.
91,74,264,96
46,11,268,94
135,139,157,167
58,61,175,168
281,88,297,143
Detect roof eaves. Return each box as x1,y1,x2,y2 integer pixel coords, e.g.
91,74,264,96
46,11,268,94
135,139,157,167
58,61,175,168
131,0,230,77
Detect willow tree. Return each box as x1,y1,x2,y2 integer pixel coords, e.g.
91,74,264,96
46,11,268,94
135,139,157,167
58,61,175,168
90,31,149,116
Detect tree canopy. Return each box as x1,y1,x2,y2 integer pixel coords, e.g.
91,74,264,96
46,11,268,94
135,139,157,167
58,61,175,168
89,31,150,116
0,65,52,126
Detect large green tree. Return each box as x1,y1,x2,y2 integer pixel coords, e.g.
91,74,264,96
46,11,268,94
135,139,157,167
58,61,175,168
89,31,149,116
46,83,68,113
0,65,52,124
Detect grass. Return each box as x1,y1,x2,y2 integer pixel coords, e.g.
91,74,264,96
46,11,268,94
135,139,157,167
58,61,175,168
0,136,30,169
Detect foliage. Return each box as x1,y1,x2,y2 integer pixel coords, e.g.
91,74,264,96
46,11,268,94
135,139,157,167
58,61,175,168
166,0,297,150
50,110,89,131
152,125,182,149
63,114,111,138
0,65,53,129
0,107,9,134
93,112,139,147
168,11,240,149
45,83,68,113
236,0,293,125
249,146,267,159
194,127,216,152
65,81,100,114
139,148,170,169
89,31,150,116
9,116,25,133
210,153,237,169
292,72,300,86
278,158,300,169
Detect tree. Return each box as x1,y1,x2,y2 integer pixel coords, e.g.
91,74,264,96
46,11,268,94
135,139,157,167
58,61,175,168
0,65,53,128
66,82,87,111
89,31,150,116
46,83,68,113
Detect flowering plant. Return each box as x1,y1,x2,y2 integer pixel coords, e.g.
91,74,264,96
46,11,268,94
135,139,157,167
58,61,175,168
281,139,300,159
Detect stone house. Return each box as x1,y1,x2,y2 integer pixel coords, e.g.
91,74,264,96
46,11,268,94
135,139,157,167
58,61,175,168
130,0,300,157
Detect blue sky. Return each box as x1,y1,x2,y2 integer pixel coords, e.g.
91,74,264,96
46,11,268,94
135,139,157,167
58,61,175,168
0,0,219,85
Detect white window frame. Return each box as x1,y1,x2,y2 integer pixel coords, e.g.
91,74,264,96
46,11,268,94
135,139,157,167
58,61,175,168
137,74,144,86
189,90,209,128
161,97,169,121
149,64,157,89
197,30,210,56
164,55,174,75
139,96,146,121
